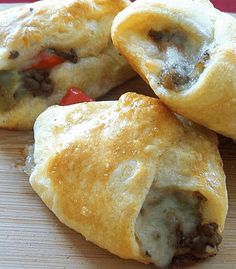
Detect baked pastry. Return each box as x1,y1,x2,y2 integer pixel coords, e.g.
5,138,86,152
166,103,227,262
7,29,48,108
112,0,236,139
28,92,228,268
0,0,135,130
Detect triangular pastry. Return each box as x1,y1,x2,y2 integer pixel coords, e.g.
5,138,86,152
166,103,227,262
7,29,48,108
29,92,227,268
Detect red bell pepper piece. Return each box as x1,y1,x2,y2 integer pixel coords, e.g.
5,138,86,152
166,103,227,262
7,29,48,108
31,50,65,69
60,87,94,106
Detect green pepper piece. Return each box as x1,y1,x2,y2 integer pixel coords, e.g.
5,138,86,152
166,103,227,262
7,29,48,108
0,71,19,111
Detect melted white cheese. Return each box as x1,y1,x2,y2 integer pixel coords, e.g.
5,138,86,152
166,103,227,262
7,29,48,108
149,30,209,91
135,188,200,267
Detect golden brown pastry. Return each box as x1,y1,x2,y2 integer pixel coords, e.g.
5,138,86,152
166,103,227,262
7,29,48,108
28,92,228,268
0,0,135,130
112,0,236,139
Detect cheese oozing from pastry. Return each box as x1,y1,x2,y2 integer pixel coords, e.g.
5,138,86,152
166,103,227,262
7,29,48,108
148,29,210,91
135,186,222,267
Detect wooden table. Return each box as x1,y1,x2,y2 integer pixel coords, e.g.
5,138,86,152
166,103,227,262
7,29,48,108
0,4,235,269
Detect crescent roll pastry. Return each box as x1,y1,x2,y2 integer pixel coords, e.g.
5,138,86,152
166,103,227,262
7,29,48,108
0,0,135,130
112,0,236,139
28,92,227,268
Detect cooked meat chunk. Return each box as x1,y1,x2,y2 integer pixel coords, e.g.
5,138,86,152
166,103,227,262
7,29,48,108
149,29,186,51
149,30,165,42
160,67,190,90
8,51,19,60
181,223,222,257
22,69,53,97
41,48,78,64
54,48,78,64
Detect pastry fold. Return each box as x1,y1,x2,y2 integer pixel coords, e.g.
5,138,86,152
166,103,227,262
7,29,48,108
29,92,227,268
112,0,236,139
0,0,134,130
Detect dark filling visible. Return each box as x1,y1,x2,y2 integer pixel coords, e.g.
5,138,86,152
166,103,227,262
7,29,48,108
160,66,190,90
21,69,53,97
172,223,222,266
148,29,210,91
0,48,79,111
176,222,222,257
136,190,222,267
8,51,20,60
43,48,78,64
20,48,78,97
157,192,222,259
53,48,78,64
149,29,187,52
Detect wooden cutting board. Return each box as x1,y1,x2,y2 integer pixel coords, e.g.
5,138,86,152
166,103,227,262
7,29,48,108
0,4,235,269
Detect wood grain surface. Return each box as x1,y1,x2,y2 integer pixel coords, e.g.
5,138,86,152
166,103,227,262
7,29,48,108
0,4,236,269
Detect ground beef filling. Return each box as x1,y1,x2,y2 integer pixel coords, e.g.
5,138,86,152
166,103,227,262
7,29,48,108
20,48,78,97
176,222,222,257
149,29,187,52
54,48,78,64
8,50,20,60
135,189,222,268
148,29,210,91
21,69,53,97
0,48,79,109
160,66,190,90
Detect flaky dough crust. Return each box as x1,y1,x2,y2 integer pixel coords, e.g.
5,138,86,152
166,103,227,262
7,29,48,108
0,0,134,130
29,92,227,265
112,0,236,139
